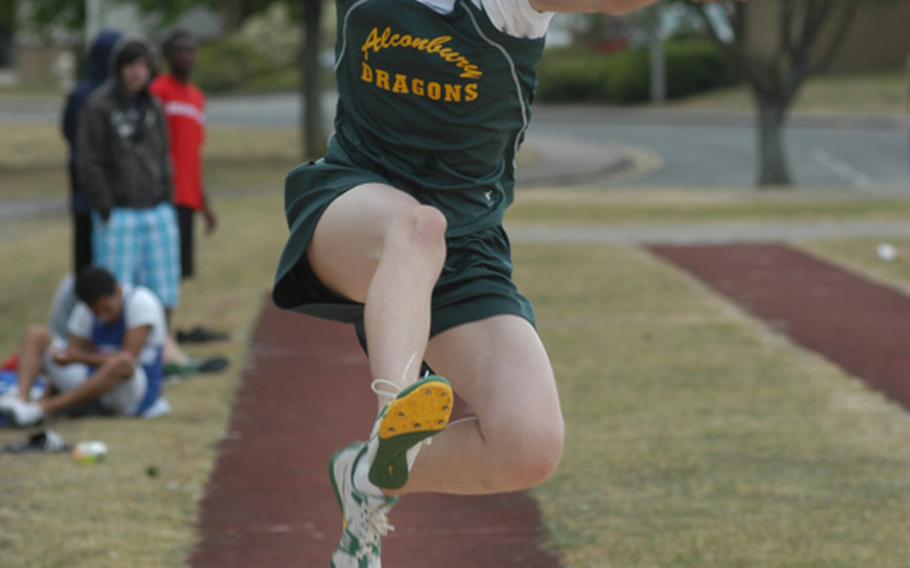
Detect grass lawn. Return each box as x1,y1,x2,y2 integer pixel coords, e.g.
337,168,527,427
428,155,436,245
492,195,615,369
0,124,300,202
2,191,910,566
508,189,910,226
670,70,908,115
520,243,910,567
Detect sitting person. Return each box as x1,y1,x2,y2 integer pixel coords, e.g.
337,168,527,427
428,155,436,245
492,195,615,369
0,267,168,426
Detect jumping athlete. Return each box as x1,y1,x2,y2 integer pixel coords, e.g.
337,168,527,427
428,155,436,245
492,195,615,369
272,1,722,565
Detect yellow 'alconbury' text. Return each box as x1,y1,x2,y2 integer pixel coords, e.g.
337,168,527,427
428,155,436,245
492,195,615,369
361,26,484,80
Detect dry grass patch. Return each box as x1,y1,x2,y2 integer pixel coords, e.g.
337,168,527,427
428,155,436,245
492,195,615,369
509,188,910,226
670,71,907,115
0,124,297,202
0,124,67,170
0,125,300,170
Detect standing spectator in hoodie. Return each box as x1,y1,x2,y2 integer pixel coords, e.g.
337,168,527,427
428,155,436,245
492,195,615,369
77,37,181,314
151,29,217,283
61,29,123,273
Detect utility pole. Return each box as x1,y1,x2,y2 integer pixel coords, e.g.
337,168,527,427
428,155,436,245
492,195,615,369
649,33,666,104
85,0,105,43
300,0,325,160
643,4,666,104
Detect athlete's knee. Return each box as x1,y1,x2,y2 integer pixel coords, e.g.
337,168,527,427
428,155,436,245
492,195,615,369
514,423,564,489
493,413,564,490
388,205,447,258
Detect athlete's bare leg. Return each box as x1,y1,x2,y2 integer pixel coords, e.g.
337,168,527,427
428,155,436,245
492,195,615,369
393,315,564,495
310,185,562,495
307,183,447,398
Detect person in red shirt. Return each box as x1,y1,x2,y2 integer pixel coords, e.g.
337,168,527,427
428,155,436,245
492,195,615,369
151,30,230,351
151,29,217,281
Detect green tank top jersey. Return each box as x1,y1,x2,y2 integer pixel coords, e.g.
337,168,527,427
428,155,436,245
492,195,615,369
331,0,546,236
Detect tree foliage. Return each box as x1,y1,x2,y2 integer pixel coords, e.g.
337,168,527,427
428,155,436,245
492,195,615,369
0,0,16,28
19,0,86,31
16,0,287,33
680,0,871,105
675,0,899,187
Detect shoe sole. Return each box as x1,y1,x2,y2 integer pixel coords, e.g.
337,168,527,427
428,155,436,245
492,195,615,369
368,376,453,490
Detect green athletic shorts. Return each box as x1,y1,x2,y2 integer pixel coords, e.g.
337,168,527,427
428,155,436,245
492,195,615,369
272,157,536,339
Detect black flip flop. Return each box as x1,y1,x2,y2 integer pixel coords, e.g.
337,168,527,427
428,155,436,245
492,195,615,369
176,326,230,344
2,430,70,454
196,356,230,374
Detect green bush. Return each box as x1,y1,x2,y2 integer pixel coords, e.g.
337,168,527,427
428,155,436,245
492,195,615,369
605,48,649,103
192,37,335,95
536,50,611,103
194,37,291,93
667,40,735,98
537,39,734,104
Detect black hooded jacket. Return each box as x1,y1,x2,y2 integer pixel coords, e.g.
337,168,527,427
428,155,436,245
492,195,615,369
76,37,174,213
62,28,122,214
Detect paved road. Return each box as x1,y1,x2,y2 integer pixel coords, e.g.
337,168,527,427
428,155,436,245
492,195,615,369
3,93,909,192
530,107,910,191
201,95,910,191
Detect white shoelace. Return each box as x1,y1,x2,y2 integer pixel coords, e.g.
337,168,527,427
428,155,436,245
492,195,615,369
369,354,422,403
350,497,395,559
370,379,402,402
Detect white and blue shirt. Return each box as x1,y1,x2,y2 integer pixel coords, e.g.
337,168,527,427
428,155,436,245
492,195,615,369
68,285,167,415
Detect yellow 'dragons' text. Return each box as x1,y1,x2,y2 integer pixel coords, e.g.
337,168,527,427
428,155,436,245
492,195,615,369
361,62,479,103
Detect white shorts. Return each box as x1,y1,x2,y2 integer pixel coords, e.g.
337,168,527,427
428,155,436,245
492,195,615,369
44,338,147,416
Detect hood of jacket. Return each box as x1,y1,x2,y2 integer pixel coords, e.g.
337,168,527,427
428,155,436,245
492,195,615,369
108,35,159,88
86,29,123,85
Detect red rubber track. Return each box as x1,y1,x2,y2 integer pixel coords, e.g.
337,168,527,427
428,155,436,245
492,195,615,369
190,303,561,567
650,244,910,411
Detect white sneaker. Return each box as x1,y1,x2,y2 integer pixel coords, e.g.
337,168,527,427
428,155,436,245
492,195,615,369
0,397,44,427
0,390,19,402
330,442,397,568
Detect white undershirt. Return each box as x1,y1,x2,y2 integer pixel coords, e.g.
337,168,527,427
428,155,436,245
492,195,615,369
415,0,554,39
69,285,167,366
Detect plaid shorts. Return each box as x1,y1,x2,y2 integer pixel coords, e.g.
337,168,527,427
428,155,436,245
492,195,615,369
92,202,181,308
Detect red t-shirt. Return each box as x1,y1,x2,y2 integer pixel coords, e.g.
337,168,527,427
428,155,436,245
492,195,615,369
150,74,206,210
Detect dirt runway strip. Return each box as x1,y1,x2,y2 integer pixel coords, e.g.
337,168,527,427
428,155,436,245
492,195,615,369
190,303,560,567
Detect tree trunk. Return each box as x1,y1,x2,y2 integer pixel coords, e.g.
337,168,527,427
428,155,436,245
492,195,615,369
756,97,792,187
221,0,247,32
301,0,325,161
649,36,666,104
